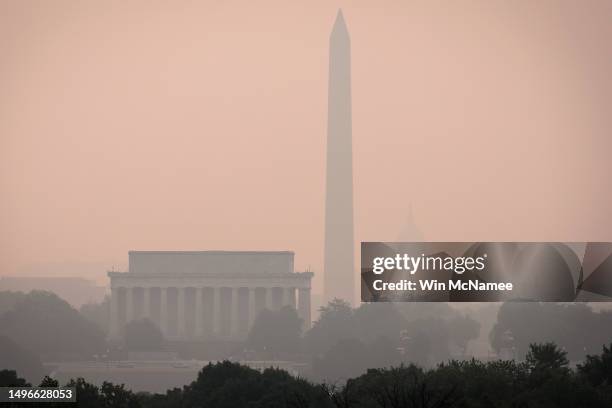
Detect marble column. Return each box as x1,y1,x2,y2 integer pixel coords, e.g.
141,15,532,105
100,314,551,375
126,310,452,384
231,287,240,337
195,287,204,337
213,287,221,336
177,287,186,338
160,287,168,336
143,287,151,320
109,288,119,339
265,287,274,311
282,287,295,308
248,288,256,329
125,287,133,324
298,288,311,331
290,287,297,308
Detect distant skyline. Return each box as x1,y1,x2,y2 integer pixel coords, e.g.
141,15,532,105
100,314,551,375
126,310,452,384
2,1,612,293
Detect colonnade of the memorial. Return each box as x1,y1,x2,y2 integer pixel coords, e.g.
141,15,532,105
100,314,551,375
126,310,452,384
108,283,311,341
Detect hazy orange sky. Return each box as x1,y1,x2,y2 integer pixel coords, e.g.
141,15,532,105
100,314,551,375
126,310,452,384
1,1,611,293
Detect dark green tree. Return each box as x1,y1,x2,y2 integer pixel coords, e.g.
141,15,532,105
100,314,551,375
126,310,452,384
526,342,569,372
304,299,356,356
39,376,59,387
0,335,45,383
491,302,612,360
0,370,30,387
80,296,110,335
124,319,164,351
578,343,612,387
64,377,141,408
247,306,302,354
352,303,407,345
65,378,104,408
348,364,463,408
100,381,141,408
0,291,26,316
447,314,481,355
179,361,328,408
314,336,402,382
314,338,370,381
0,291,106,357
401,317,453,367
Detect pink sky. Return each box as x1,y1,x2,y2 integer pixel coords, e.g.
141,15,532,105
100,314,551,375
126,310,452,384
1,1,611,293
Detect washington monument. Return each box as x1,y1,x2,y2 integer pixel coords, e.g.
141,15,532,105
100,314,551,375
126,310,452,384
324,10,354,304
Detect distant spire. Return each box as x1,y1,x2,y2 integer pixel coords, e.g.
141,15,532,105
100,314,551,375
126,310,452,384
324,7,354,305
331,9,349,39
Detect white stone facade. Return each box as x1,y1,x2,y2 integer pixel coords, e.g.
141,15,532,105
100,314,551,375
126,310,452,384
108,251,312,341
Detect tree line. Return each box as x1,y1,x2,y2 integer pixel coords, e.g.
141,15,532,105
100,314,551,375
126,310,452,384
2,341,612,407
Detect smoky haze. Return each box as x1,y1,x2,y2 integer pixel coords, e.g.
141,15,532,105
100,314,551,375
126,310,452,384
1,1,612,293
1,3,612,404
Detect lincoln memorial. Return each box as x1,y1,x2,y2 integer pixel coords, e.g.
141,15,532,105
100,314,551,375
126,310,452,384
108,251,313,341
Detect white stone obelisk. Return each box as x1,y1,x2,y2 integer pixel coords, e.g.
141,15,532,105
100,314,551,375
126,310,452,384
324,10,355,304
